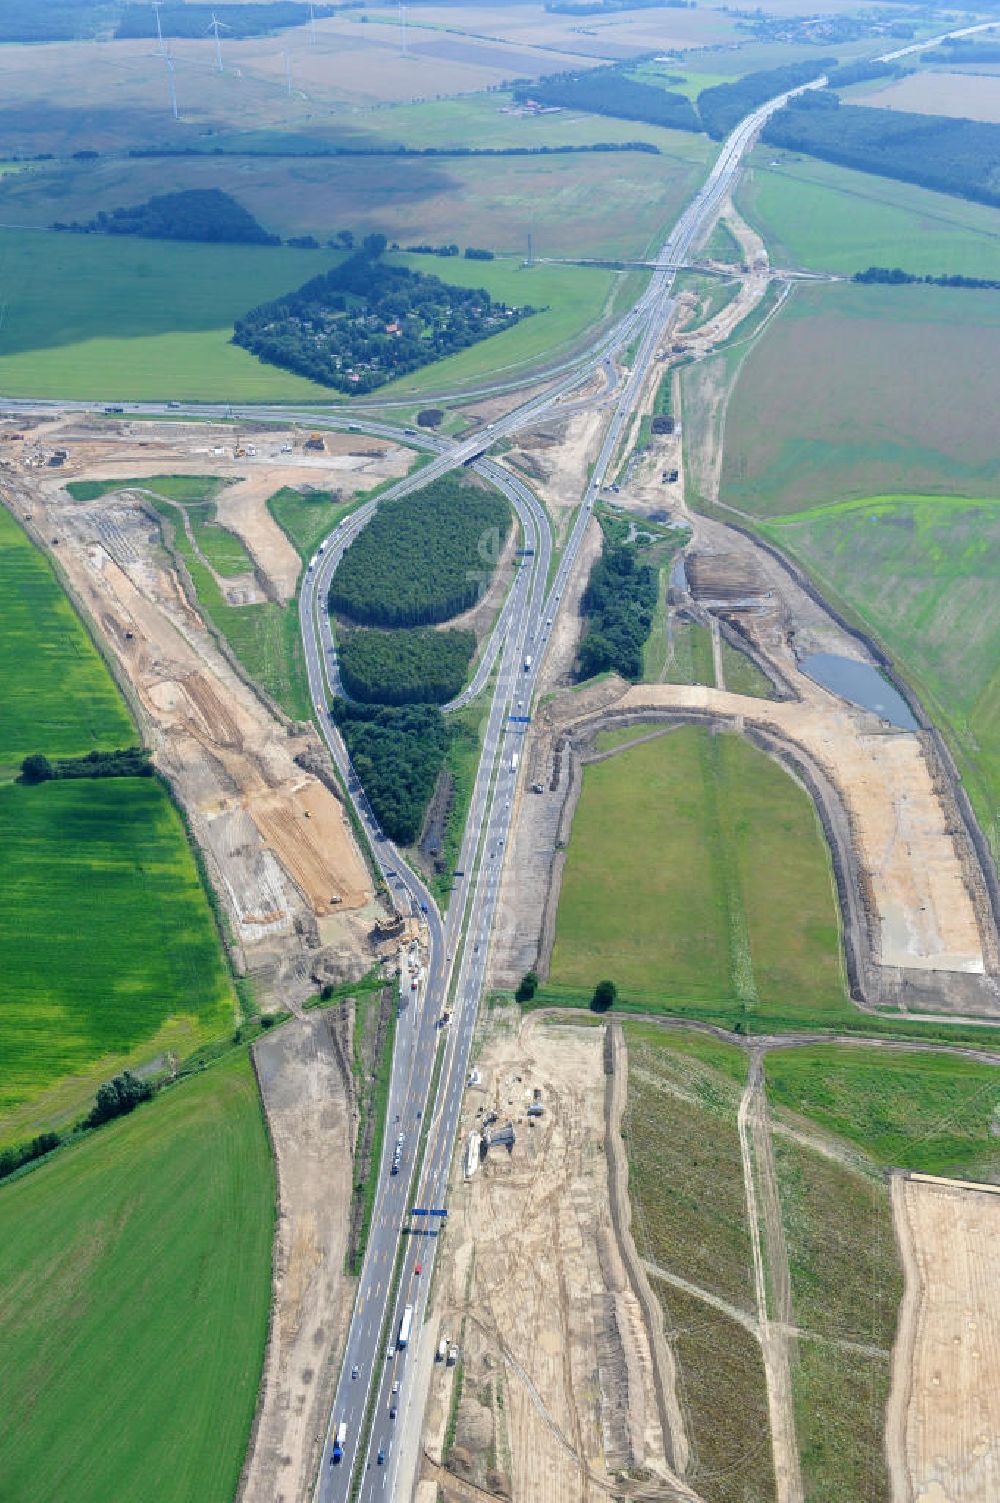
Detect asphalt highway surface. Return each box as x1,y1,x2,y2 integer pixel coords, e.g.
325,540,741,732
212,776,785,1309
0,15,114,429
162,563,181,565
302,76,835,1503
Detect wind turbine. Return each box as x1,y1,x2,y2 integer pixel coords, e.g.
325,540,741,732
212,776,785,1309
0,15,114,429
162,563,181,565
282,48,294,96
162,44,179,120
151,0,165,56
207,12,230,74
309,2,317,45
399,0,408,57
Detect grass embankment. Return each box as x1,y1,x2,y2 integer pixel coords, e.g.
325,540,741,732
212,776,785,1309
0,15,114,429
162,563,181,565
0,1053,273,1503
430,700,487,908
547,726,847,1028
623,1026,773,1502
720,637,772,696
70,474,257,577
673,268,741,329
150,496,311,720
0,506,133,775
349,988,397,1274
662,619,715,686
760,494,1000,857
0,508,236,1140
267,485,359,561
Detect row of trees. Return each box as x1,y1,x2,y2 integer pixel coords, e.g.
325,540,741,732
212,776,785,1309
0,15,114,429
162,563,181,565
514,66,699,133
20,747,153,784
762,92,1000,210
0,1070,154,1183
577,531,658,682
338,627,475,706
128,140,661,162
332,700,451,846
329,474,511,628
115,3,334,41
234,240,533,393
696,58,836,140
55,188,280,245
854,266,1000,291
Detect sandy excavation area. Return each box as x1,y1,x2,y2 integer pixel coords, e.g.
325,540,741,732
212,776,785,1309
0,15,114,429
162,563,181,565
3,420,378,1006
888,1174,1000,1503
33,416,410,603
242,1008,357,1503
416,1017,688,1503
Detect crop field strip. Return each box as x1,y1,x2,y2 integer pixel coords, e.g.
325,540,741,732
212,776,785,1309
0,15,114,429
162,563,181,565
0,506,237,1141
0,1053,273,1503
719,282,1000,516
0,506,133,774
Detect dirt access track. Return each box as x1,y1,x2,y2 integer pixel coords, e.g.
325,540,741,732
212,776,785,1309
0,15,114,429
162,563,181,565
242,1007,357,1503
3,416,382,1007
888,1173,1000,1502
414,1015,700,1503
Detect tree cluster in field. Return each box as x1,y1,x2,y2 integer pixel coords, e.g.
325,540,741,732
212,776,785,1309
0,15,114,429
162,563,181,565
762,92,1000,209
925,42,1000,65
86,1070,154,1128
696,58,836,140
417,409,444,427
329,474,511,628
513,65,699,133
339,627,476,706
577,527,658,681
854,266,1000,290
53,188,280,245
547,0,690,11
20,747,153,784
0,1131,62,1183
234,238,534,393
822,60,905,89
333,699,451,845
115,2,333,41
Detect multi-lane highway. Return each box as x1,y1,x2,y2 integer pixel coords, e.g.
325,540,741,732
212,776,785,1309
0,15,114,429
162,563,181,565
297,75,841,1503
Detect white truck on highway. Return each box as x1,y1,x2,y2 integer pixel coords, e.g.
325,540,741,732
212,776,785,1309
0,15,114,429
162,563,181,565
510,752,519,773
523,655,532,672
332,1421,347,1464
398,1304,414,1349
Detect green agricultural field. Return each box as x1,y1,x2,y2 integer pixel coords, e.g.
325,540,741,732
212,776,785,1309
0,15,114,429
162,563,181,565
0,1053,273,1503
738,150,1000,278
0,124,711,261
0,228,335,401
761,495,1000,855
0,507,133,775
765,1046,1000,1179
0,779,236,1142
720,283,1000,516
546,725,848,1026
662,618,715,686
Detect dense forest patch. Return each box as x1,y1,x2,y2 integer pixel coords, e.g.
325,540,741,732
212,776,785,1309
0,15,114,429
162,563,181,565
763,92,1000,210
55,188,280,245
332,700,451,845
328,473,511,628
338,627,475,706
696,59,836,140
513,65,699,133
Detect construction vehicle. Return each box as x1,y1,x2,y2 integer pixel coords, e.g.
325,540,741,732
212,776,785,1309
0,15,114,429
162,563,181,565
305,432,325,451
447,1345,459,1367
436,1336,449,1362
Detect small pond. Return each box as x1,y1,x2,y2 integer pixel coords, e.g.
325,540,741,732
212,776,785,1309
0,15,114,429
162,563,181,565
800,653,919,731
